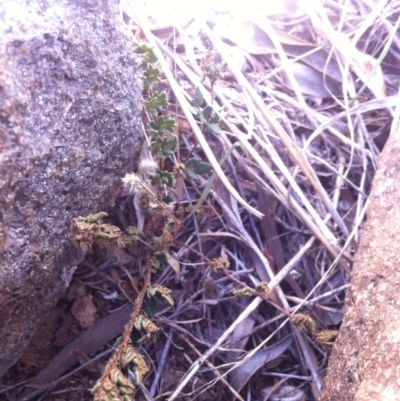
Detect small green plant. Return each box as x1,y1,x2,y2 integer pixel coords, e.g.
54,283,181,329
71,41,217,401
198,35,227,98
190,86,222,135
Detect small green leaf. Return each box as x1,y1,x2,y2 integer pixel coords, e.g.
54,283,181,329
201,105,213,121
184,158,213,179
134,43,158,64
164,115,176,132
191,86,204,107
147,115,176,137
152,251,169,270
146,64,160,81
147,284,174,306
209,112,220,124
150,135,178,159
198,105,221,134
147,121,161,137
144,91,169,116
206,122,221,135
184,158,199,172
162,192,174,204
153,169,175,187
141,296,157,319
193,161,213,175
148,140,162,158
183,167,198,180
142,63,162,90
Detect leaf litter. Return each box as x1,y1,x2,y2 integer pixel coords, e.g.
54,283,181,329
3,1,400,400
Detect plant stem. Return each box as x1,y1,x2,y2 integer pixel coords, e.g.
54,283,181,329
95,250,152,399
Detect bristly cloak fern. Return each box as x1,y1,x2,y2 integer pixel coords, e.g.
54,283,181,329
74,41,217,401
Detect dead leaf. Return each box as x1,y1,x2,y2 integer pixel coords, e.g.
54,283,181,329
229,335,293,393
167,253,180,281
106,244,135,267
226,314,257,364
54,312,74,346
271,28,314,46
260,383,306,401
21,303,133,399
70,349,101,373
291,62,341,97
203,278,219,299
217,20,275,55
320,307,345,327
308,7,386,99
121,265,140,293
71,293,97,329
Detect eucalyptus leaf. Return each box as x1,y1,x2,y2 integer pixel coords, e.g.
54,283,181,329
229,335,293,393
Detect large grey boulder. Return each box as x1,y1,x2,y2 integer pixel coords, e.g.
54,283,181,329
0,0,142,378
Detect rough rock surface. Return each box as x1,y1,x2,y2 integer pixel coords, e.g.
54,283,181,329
320,123,400,400
0,0,142,378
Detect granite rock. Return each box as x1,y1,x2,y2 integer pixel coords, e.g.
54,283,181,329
0,0,142,378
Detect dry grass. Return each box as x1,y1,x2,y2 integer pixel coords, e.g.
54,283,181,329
118,1,400,400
